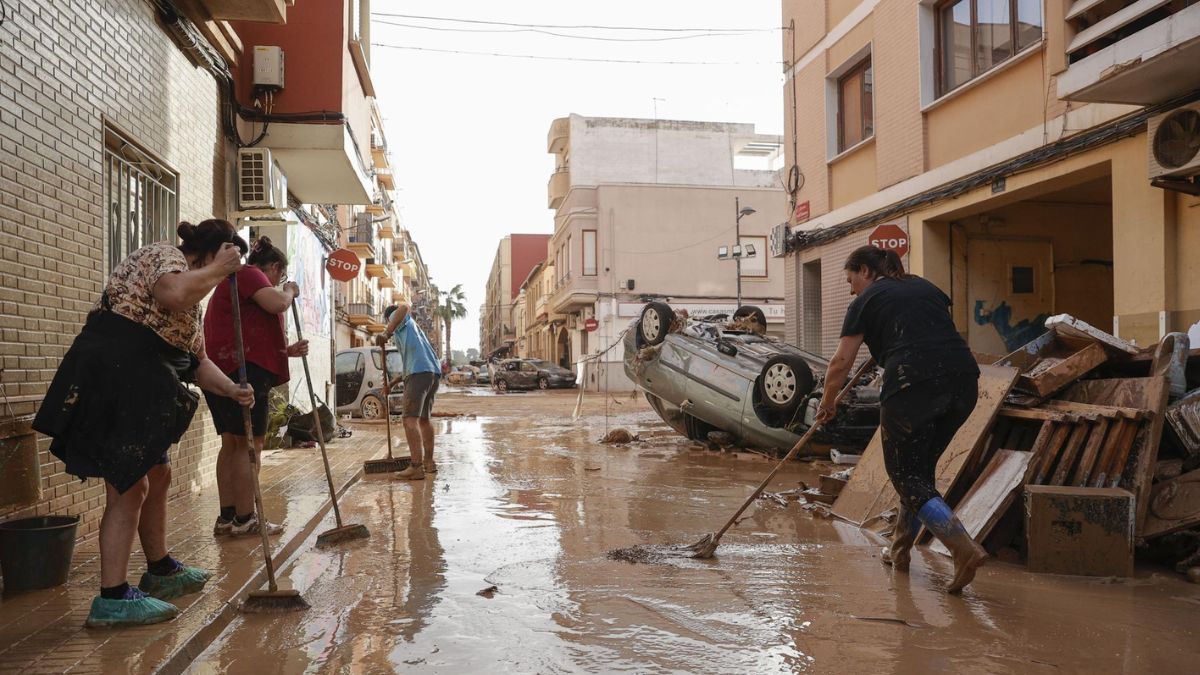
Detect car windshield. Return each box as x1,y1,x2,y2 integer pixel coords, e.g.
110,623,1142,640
371,349,403,375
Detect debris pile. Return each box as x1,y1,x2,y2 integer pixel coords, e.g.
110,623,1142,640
830,315,1200,581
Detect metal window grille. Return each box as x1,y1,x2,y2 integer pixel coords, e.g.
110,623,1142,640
103,128,179,275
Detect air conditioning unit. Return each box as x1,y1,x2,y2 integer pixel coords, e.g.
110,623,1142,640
1148,103,1200,179
237,148,287,210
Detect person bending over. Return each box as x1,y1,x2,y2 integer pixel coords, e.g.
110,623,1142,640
379,304,442,479
816,245,985,594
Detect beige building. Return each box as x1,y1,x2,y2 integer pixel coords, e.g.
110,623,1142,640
546,115,791,390
480,233,551,358
779,0,1200,358
515,261,560,363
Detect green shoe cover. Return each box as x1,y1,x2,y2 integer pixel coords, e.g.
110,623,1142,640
138,565,212,600
85,591,178,627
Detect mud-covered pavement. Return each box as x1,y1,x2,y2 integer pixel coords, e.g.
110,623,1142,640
187,389,1200,674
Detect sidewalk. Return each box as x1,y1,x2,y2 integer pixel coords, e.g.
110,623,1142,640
0,425,389,675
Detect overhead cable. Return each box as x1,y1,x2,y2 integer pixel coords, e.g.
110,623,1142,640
371,43,781,66
372,19,756,42
370,11,781,33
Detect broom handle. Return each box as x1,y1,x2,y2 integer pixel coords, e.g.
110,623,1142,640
230,273,279,593
379,338,395,461
710,358,876,542
290,303,343,528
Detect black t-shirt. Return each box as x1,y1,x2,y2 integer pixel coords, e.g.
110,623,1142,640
841,276,979,400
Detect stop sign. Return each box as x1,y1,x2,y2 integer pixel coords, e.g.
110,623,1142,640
583,318,599,332
325,248,361,281
868,224,909,258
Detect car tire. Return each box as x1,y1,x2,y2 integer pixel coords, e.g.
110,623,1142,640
759,355,815,416
360,394,385,420
497,378,509,392
538,377,549,390
733,305,767,329
637,301,673,346
683,413,717,443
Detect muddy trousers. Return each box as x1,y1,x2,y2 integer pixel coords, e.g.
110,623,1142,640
879,374,979,511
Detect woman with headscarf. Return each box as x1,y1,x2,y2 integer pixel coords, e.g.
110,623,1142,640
35,220,254,626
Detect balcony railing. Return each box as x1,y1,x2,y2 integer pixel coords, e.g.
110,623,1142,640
346,302,374,326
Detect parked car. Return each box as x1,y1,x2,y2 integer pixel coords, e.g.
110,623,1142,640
446,367,476,386
472,361,491,386
335,346,404,419
493,358,578,391
623,301,880,454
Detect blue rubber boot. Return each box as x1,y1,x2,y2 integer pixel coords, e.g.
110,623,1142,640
85,587,178,627
139,563,212,601
918,497,988,594
882,505,921,571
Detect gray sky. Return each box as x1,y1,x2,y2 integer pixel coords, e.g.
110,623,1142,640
369,1,784,352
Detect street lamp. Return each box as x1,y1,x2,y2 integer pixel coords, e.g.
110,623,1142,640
717,197,757,308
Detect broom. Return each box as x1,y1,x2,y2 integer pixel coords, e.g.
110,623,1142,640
229,274,309,613
290,303,369,547
363,335,409,473
687,358,876,559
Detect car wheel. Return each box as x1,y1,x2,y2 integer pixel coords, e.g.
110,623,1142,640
759,355,816,415
360,394,385,420
733,305,767,329
538,377,549,390
683,414,717,443
637,301,673,346
497,378,509,392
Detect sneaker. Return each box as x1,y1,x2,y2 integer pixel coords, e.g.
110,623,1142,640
230,514,285,537
395,464,426,480
138,564,212,600
213,518,233,536
85,587,178,627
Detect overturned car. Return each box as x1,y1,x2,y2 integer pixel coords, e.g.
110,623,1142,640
623,302,880,455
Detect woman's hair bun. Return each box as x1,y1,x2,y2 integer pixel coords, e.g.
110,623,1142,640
177,221,197,242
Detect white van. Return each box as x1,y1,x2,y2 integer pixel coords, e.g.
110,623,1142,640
334,347,404,419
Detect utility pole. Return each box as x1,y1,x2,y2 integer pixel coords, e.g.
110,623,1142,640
735,196,742,308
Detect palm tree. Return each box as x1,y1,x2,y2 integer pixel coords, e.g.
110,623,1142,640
434,284,468,364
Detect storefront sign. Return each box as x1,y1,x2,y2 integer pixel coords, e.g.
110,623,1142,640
583,317,599,332
868,223,909,258
617,303,786,320
325,248,361,281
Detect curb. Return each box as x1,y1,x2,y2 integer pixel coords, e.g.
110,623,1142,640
152,452,379,675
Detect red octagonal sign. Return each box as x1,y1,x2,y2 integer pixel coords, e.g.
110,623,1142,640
583,317,599,332
325,248,362,282
868,224,909,258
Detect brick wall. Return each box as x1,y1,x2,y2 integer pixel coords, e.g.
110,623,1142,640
872,0,925,188
0,0,229,537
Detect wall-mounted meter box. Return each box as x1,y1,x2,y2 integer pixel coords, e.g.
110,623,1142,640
253,46,284,90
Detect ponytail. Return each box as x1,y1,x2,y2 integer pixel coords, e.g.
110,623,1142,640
844,245,908,280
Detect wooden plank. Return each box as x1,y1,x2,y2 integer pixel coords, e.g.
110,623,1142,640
831,365,1019,526
1020,342,1110,398
1040,400,1149,420
1073,416,1111,487
930,449,1033,557
1090,418,1133,488
999,407,1070,422
1031,421,1073,485
1099,419,1142,488
1142,469,1200,539
1050,421,1092,486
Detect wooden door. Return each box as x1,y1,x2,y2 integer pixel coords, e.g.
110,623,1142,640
966,238,1054,355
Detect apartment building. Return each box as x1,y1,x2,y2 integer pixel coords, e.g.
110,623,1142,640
515,261,561,364
546,114,790,390
778,0,1200,358
481,233,551,357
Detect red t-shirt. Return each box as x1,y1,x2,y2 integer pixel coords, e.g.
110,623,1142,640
204,266,289,385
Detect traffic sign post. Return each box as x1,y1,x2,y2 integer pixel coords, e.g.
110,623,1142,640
867,223,909,258
325,248,362,282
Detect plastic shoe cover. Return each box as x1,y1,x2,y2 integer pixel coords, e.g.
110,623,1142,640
139,565,212,601
85,588,178,627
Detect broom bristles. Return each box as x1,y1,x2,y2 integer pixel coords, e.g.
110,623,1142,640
363,457,409,473
241,589,310,613
316,524,370,547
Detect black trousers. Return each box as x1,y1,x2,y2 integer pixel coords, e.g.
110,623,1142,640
879,373,979,511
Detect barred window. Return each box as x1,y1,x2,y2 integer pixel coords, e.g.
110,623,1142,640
103,126,179,274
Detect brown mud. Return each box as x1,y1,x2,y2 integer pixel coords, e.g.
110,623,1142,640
189,389,1200,674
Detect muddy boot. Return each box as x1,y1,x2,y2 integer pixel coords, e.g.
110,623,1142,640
882,505,920,572
917,497,988,594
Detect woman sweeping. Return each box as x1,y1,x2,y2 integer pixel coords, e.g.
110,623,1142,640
816,245,986,594
34,220,254,627
203,236,307,537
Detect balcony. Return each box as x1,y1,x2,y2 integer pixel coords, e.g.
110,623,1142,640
1058,1,1200,105
547,169,570,209
198,0,286,23
549,274,599,314
371,132,390,170
378,217,395,240
347,303,373,326
392,288,410,304
366,322,388,334
376,167,395,191
255,122,374,204
346,222,376,260
547,117,569,153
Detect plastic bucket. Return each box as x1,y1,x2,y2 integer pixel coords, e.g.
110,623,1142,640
0,515,79,594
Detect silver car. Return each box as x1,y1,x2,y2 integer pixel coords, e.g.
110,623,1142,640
623,302,879,454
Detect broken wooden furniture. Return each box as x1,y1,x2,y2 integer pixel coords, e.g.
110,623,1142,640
1025,485,1135,577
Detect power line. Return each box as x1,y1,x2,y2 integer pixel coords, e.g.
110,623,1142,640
372,19,757,42
371,43,781,66
370,11,782,33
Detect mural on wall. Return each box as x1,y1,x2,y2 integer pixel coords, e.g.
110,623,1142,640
287,225,332,338
973,300,1050,353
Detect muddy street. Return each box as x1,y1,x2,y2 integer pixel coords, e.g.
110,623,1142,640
187,390,1200,674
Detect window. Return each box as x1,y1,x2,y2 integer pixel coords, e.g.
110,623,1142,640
837,57,873,153
566,236,573,276
103,126,178,274
582,230,597,276
937,0,1043,96
739,236,767,277
335,351,362,375
372,348,403,375
1011,265,1034,294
